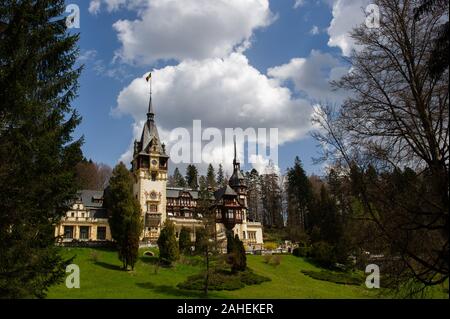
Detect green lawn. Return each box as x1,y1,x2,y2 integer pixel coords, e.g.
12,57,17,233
46,247,447,299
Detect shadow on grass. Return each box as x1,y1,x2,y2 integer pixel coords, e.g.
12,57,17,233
139,256,160,265
136,282,208,298
94,261,123,271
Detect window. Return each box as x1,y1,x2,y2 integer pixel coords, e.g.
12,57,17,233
148,203,158,212
151,172,157,181
64,226,73,239
79,226,90,240
97,226,106,240
248,231,256,243
71,212,75,217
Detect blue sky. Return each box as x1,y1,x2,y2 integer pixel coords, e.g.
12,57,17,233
66,0,369,176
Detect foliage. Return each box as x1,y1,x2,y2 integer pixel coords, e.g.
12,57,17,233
264,242,278,250
260,161,284,228
76,159,112,190
178,227,192,254
177,269,270,291
226,233,247,273
271,255,282,267
194,227,207,255
185,164,199,189
206,164,217,190
104,163,142,270
301,270,362,286
170,167,186,187
292,247,310,258
157,220,179,266
216,164,225,187
310,241,336,269
286,157,313,235
0,0,82,298
312,0,448,288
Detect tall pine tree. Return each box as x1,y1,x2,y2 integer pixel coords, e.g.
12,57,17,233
185,164,199,189
286,157,313,240
0,0,83,298
171,167,186,187
217,164,225,187
104,163,142,270
206,164,217,190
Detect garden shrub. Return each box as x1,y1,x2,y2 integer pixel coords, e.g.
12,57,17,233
292,246,310,257
177,268,270,291
301,270,362,285
310,241,336,268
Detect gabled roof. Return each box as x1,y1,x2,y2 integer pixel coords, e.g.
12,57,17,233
78,190,104,208
214,185,237,200
166,187,199,199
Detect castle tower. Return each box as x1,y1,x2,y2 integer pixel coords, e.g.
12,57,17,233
229,137,247,207
131,74,169,242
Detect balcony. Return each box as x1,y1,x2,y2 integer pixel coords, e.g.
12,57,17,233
144,212,162,227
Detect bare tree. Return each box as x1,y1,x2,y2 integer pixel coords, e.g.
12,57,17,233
312,0,448,288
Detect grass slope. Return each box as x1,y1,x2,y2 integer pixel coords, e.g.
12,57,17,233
46,247,446,299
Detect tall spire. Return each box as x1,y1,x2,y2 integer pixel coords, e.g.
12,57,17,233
233,136,237,164
146,72,154,122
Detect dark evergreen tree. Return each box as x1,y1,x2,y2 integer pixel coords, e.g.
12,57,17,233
0,0,83,298
172,167,186,187
178,226,191,254
217,164,225,187
206,164,217,190
157,220,179,265
104,162,142,270
194,227,208,255
198,175,207,191
226,233,247,273
185,164,199,189
286,157,313,238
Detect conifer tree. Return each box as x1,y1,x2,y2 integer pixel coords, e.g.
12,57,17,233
286,157,313,236
185,164,199,189
172,167,186,187
0,0,83,298
217,164,225,187
206,164,217,190
178,226,191,254
157,220,179,265
104,162,142,270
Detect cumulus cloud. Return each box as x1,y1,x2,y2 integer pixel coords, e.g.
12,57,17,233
327,0,369,56
309,25,320,35
111,0,275,65
293,0,305,9
268,50,348,102
88,0,101,14
114,52,313,172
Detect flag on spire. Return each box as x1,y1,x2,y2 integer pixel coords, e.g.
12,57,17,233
145,72,152,82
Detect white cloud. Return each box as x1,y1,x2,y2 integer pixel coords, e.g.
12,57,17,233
111,0,275,65
293,0,305,9
309,25,320,35
327,0,369,56
88,0,101,14
114,52,313,171
78,49,98,62
268,50,348,102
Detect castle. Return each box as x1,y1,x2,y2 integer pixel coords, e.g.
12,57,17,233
55,81,264,250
